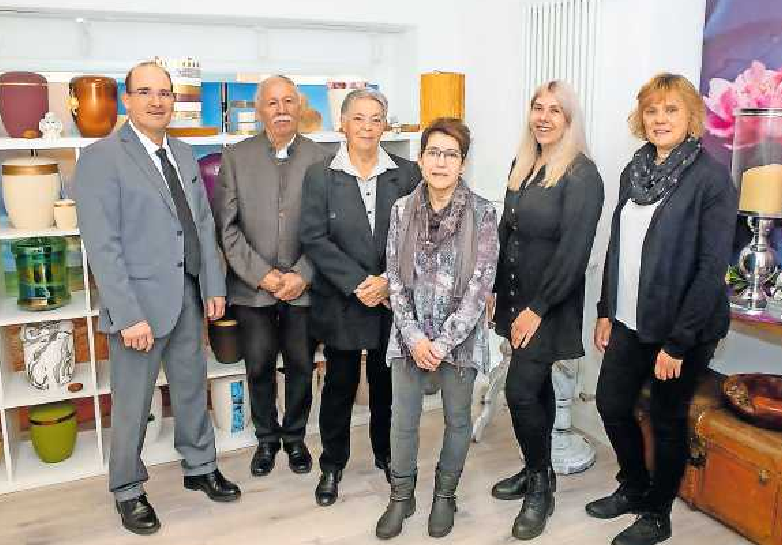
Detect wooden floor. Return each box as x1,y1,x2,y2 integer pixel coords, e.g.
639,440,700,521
0,404,749,545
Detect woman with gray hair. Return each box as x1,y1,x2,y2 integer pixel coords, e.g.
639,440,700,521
300,89,421,507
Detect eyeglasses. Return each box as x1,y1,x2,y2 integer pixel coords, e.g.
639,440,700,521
423,147,462,163
127,88,174,100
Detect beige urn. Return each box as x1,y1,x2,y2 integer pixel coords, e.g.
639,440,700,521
1,158,61,230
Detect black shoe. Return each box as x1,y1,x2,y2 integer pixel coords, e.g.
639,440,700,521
315,470,342,507
511,470,554,540
184,469,241,502
492,469,528,500
586,484,648,519
375,456,392,484
284,441,312,474
250,442,280,477
115,494,161,536
493,466,555,501
612,512,672,545
376,474,416,540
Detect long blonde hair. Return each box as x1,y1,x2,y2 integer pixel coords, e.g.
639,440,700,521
508,80,589,190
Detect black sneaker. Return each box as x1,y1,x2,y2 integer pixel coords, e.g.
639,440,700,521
612,512,672,545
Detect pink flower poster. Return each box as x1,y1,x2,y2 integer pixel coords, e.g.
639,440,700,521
701,0,782,166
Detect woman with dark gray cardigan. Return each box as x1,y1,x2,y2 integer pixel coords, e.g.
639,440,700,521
586,73,737,545
492,80,604,541
375,118,498,540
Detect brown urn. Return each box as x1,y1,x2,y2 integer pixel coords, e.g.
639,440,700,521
0,71,48,138
69,76,118,137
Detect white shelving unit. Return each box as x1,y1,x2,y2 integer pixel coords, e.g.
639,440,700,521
0,130,421,156
0,131,423,495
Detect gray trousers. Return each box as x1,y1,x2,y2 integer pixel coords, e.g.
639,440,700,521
390,358,477,478
109,276,217,502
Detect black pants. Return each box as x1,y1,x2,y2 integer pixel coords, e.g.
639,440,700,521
234,303,315,447
596,320,716,514
505,348,556,472
319,320,392,472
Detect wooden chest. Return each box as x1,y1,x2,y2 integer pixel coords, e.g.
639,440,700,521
683,408,782,545
636,370,782,545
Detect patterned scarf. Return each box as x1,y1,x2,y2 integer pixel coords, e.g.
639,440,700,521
399,179,476,297
629,136,702,205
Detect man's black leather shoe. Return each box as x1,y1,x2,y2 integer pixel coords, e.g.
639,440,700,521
184,469,241,502
284,441,313,474
315,470,343,507
250,442,279,476
115,494,161,536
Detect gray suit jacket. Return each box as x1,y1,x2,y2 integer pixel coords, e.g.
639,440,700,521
74,122,226,337
213,132,326,307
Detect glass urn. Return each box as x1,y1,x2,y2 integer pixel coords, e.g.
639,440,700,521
12,237,71,311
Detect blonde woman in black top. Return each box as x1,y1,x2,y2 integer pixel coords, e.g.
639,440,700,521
492,80,604,541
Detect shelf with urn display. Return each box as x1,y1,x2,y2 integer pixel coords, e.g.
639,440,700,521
0,79,424,496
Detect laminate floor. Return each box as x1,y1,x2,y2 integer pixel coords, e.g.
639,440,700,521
0,403,750,545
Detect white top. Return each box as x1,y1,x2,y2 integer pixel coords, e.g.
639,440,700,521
330,142,398,234
128,120,184,191
615,199,661,331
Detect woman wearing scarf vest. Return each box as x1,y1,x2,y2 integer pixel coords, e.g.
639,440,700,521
491,81,604,541
585,74,737,545
375,118,498,540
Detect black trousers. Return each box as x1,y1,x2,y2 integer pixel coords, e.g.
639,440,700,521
596,320,716,514
319,319,392,472
234,303,315,446
504,348,556,472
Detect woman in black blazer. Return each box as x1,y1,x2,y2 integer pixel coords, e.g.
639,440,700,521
299,89,420,507
491,80,604,541
585,74,737,545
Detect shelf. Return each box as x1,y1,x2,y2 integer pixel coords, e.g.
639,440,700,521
97,357,246,395
214,418,257,453
11,429,102,492
0,137,97,150
0,224,80,241
2,362,94,409
0,131,421,151
102,415,256,469
0,290,95,327
207,358,246,379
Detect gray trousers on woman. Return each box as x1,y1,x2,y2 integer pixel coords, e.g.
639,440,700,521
390,358,477,478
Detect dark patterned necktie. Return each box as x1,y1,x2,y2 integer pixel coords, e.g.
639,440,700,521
155,147,201,277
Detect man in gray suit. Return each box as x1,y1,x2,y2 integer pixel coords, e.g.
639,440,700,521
213,75,326,477
74,61,240,536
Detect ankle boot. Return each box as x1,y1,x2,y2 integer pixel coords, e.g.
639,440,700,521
375,474,416,540
511,469,554,540
428,467,460,538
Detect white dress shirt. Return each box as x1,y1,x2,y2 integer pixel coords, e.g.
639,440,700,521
128,120,185,191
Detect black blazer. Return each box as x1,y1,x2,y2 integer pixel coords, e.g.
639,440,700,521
597,150,738,358
299,153,421,350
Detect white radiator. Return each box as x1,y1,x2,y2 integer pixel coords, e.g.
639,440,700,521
521,0,602,145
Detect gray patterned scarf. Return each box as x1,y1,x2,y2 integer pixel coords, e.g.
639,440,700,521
398,179,476,298
629,136,701,205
